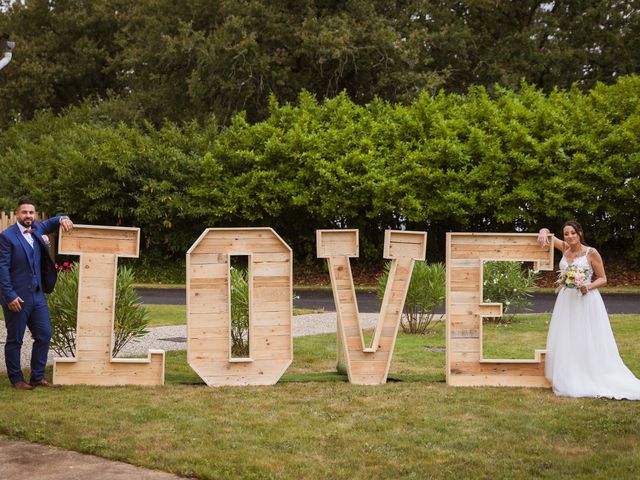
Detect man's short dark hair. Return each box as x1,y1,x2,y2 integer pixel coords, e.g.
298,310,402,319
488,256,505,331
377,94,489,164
17,197,36,210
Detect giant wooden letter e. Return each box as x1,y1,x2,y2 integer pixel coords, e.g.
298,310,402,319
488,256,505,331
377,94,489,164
446,233,554,387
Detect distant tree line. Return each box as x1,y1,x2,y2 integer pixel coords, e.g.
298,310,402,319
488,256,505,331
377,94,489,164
1,0,639,127
1,76,638,266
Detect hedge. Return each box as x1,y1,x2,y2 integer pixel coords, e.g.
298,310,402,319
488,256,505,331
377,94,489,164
1,76,638,265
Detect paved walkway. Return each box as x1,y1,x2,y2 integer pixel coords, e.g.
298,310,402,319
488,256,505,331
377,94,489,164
0,437,192,479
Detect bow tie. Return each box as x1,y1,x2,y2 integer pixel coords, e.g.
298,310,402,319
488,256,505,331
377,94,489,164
24,228,34,235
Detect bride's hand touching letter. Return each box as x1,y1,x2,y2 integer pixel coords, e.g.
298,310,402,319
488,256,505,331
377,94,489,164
537,228,551,248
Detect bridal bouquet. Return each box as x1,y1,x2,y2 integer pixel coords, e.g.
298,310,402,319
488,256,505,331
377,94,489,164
556,265,590,295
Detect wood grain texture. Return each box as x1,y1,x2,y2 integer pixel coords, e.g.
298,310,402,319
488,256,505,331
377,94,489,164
53,225,165,386
187,228,292,386
446,233,554,388
317,230,427,385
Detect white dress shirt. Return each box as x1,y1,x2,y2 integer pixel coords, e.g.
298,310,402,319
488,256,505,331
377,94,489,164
18,223,34,248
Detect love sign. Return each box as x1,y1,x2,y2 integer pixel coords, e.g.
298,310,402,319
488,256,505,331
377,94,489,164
52,226,554,388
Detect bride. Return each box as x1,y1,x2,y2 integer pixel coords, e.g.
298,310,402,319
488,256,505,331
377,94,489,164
538,221,640,399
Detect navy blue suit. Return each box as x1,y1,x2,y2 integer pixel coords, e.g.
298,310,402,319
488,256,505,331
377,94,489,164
0,217,61,384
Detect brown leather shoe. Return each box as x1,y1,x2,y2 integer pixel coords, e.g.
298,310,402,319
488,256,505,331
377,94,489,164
12,381,35,390
29,379,61,388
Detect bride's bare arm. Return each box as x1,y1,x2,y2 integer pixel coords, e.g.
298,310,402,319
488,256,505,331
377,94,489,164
537,228,564,251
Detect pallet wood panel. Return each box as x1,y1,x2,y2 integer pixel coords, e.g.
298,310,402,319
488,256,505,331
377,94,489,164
446,233,554,387
317,229,427,385
53,225,165,386
186,228,292,386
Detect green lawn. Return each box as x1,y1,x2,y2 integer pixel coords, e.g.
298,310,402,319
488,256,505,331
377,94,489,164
145,304,187,326
1,314,640,479
145,304,324,327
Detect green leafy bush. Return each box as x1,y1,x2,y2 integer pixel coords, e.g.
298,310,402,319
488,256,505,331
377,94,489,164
230,267,250,357
47,263,79,356
377,261,446,334
2,76,639,265
482,261,538,323
48,263,150,357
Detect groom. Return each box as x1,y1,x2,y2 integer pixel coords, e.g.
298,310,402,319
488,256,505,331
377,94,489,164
0,198,74,389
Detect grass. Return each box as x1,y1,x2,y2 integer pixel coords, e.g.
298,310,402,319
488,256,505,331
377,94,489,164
145,305,324,327
1,315,640,479
145,304,186,326
483,314,640,371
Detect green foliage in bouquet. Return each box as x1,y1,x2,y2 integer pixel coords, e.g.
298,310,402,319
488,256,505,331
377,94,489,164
376,261,446,334
48,263,150,357
482,261,538,323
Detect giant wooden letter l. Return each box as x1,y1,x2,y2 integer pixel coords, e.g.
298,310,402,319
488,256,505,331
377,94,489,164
317,230,427,385
53,225,165,385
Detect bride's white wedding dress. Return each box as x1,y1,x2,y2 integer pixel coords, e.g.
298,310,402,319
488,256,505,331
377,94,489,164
545,248,640,399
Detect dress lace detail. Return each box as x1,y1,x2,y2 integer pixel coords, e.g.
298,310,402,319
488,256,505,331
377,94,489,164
558,247,593,284
546,248,640,399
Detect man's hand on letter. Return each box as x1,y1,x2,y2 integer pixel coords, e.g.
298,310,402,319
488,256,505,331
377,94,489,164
60,217,74,232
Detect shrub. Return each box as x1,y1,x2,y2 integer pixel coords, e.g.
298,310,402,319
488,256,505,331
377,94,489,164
376,261,446,334
230,267,250,357
48,263,150,357
482,261,538,323
112,266,151,356
47,263,78,356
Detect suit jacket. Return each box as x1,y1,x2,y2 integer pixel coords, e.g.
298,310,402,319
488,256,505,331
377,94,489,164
0,216,62,306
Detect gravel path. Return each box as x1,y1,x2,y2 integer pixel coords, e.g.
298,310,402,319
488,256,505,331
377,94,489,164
0,313,380,372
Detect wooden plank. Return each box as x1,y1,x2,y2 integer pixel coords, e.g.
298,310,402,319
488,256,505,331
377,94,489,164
194,237,288,253
187,252,227,265
447,375,550,388
450,233,543,245
53,229,164,386
54,351,165,386
59,225,139,257
187,228,292,386
446,232,554,388
189,262,229,278
451,244,551,259
320,229,425,385
252,261,291,277
384,231,427,260
316,230,359,258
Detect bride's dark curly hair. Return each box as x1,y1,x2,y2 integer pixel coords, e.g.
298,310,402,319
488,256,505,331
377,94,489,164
562,220,587,246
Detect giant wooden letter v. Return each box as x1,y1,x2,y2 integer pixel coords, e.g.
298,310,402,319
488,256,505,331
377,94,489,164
317,230,427,385
53,226,165,385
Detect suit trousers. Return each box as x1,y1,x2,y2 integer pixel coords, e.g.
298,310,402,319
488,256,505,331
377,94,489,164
3,289,51,384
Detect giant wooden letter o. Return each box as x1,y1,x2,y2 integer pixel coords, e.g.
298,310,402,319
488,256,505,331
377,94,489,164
53,225,165,386
187,228,292,386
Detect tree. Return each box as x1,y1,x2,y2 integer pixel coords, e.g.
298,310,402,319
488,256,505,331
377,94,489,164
0,0,129,125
